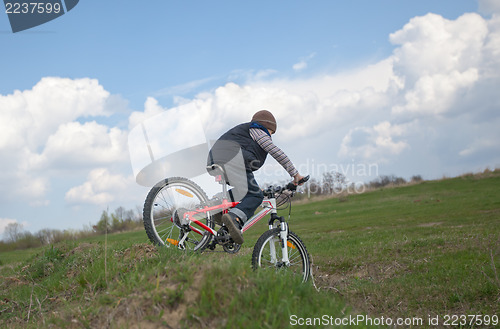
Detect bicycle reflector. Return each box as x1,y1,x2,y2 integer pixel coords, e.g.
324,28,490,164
287,241,296,249
167,238,179,246
175,189,194,198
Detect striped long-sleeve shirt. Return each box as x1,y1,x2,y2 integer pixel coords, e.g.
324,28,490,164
249,128,298,177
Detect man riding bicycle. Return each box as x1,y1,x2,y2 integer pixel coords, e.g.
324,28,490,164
207,110,305,245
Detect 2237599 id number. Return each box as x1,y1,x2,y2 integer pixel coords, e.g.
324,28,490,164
443,314,498,327
5,2,62,14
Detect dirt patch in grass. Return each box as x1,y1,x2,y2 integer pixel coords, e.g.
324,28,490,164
64,243,95,257
161,270,204,327
85,268,206,329
479,208,500,214
313,260,408,290
0,275,28,287
119,243,158,261
417,221,443,227
311,260,412,320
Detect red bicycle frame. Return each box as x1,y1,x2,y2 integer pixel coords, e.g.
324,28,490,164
181,198,277,237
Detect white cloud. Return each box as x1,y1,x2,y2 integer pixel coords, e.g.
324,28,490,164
390,13,487,83
0,218,18,235
338,122,409,163
390,13,490,118
459,138,500,157
293,61,308,71
483,14,500,72
128,97,167,130
16,176,50,204
392,68,479,116
153,77,216,97
227,69,278,84
41,121,128,169
65,168,131,205
0,77,124,204
478,0,500,15
0,77,110,150
293,53,316,71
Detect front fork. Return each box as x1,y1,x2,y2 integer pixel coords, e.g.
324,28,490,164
268,214,290,266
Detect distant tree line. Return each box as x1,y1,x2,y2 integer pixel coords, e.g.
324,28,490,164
92,206,142,234
298,172,424,197
366,174,423,189
0,206,142,252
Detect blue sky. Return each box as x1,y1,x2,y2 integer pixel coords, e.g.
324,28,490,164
1,0,500,236
1,1,478,109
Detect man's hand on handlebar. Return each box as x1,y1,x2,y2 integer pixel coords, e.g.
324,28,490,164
293,173,306,185
286,174,310,191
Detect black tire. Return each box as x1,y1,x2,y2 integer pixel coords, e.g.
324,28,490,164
252,228,311,282
143,177,213,251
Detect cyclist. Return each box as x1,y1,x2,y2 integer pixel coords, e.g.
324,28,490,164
207,110,305,244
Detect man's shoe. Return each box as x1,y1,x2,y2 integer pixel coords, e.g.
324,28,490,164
222,213,244,245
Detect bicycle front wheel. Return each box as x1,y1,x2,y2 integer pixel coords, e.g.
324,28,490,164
143,177,213,251
252,228,311,282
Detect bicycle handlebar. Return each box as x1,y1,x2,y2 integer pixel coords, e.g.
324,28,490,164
285,175,310,191
263,175,310,197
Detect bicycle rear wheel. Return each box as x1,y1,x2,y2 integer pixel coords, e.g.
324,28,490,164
252,228,311,282
143,177,213,251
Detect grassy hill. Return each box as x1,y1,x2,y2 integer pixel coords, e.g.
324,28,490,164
1,171,499,328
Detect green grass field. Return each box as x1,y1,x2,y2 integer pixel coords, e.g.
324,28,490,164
1,171,499,328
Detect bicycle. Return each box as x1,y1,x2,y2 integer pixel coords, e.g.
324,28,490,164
142,164,311,281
